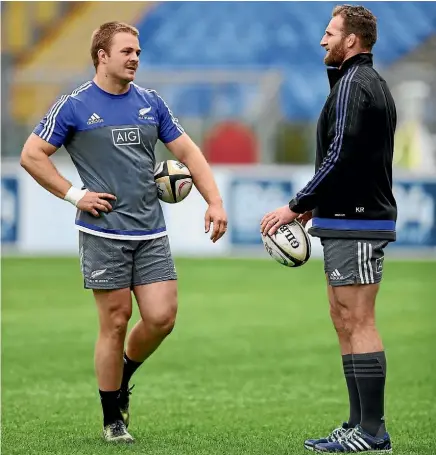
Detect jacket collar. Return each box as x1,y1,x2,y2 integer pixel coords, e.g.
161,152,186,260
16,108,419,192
327,53,373,89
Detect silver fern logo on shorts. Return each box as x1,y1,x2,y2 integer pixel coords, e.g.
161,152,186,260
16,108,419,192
90,269,107,279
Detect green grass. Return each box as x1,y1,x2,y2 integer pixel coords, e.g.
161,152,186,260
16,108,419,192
2,256,436,454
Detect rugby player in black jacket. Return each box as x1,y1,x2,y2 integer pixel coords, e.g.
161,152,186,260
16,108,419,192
261,5,396,453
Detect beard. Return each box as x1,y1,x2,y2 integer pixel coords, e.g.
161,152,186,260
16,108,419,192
324,39,347,67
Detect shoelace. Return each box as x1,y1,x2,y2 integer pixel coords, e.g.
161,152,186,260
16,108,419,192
329,426,347,441
338,427,359,443
109,420,126,435
119,384,135,403
121,384,135,396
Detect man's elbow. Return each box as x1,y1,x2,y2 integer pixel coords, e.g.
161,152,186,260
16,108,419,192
167,133,202,165
20,149,29,169
20,145,40,171
20,147,32,170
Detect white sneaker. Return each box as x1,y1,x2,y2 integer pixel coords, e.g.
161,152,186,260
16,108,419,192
102,420,135,443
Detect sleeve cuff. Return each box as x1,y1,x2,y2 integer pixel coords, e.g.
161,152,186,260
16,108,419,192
160,129,184,144
33,131,63,148
288,198,306,214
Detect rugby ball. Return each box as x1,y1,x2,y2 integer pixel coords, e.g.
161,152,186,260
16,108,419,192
262,221,311,267
154,160,193,203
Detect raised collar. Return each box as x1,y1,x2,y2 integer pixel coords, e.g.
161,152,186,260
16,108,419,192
327,53,373,89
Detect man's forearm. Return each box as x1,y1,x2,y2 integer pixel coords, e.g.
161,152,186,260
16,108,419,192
20,150,73,200
182,149,223,206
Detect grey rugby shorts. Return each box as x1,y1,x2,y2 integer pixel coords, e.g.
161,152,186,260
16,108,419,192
321,238,389,287
78,232,177,290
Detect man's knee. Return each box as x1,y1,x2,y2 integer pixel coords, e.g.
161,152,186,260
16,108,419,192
134,280,178,337
145,302,177,336
329,297,353,336
327,280,350,333
331,285,377,334
94,289,132,339
109,309,132,337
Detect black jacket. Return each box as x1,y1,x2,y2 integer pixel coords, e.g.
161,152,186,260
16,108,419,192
289,53,397,241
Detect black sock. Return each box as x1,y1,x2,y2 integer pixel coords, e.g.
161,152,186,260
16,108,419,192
99,389,123,426
354,351,387,437
342,354,361,428
121,352,143,389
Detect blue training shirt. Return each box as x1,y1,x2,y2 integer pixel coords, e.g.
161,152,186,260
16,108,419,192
34,81,184,240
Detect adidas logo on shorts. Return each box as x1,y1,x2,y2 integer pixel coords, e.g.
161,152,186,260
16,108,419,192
330,269,345,280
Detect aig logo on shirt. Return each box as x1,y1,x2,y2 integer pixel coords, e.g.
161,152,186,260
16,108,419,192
112,128,140,146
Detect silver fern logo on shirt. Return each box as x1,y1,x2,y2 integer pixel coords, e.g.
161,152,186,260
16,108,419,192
139,106,154,120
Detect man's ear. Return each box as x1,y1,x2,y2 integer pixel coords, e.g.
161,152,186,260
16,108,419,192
98,48,107,65
347,33,357,49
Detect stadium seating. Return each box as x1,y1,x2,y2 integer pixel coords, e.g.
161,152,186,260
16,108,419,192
9,2,154,127
136,1,436,120
2,2,76,59
5,2,436,128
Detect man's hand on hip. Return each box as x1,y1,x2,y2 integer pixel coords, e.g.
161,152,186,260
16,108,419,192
76,191,117,217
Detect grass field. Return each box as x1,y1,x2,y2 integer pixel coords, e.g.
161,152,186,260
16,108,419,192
2,256,435,454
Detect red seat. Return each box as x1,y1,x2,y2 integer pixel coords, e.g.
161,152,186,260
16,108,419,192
203,121,258,164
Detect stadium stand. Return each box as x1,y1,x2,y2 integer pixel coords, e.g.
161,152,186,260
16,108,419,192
135,1,436,120
4,2,436,163
2,2,77,59
8,2,436,125
10,1,157,126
